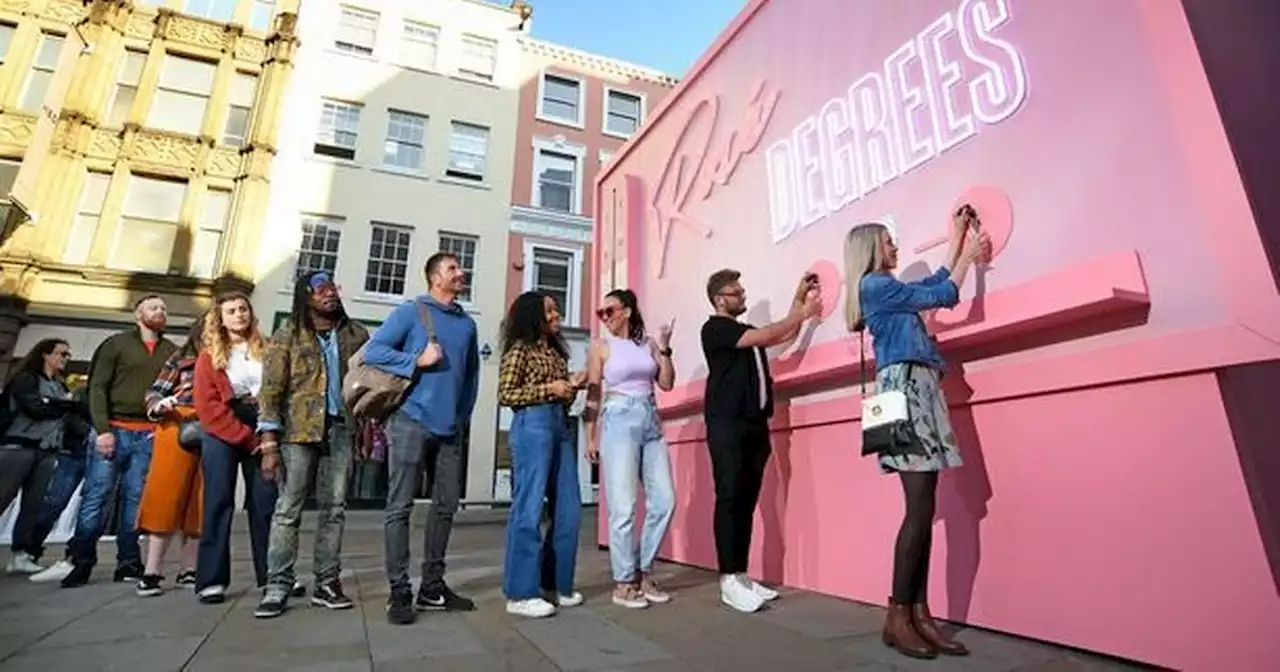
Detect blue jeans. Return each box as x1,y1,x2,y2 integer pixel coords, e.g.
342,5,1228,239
68,428,155,568
502,403,581,600
14,448,88,560
599,396,676,583
197,434,276,590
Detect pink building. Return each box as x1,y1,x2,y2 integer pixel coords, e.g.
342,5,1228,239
595,0,1280,669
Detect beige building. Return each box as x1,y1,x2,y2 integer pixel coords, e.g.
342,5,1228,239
0,0,300,370
251,0,531,506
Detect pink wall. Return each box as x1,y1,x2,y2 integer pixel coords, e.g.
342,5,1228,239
593,0,1280,669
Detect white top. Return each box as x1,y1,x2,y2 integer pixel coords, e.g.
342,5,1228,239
226,343,263,398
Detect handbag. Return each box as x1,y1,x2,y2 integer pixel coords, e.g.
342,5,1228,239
178,420,204,454
858,331,927,457
343,302,436,422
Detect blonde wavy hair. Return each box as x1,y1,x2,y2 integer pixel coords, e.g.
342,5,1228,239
843,223,891,333
202,291,265,370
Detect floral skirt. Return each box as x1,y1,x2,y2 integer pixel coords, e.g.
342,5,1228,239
874,363,963,474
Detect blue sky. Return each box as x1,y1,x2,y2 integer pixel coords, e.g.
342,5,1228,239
522,0,747,77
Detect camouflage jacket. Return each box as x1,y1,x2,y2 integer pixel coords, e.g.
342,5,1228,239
258,316,369,444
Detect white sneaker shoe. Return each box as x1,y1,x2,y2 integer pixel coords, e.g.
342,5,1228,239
29,559,73,583
506,598,557,618
739,574,779,601
7,552,43,574
720,574,764,613
554,592,584,608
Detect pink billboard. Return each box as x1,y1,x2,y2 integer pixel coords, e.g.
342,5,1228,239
594,0,1280,669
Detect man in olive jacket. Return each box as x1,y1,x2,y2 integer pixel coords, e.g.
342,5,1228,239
63,295,177,588
254,270,368,618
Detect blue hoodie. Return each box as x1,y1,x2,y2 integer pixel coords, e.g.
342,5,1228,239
362,295,479,437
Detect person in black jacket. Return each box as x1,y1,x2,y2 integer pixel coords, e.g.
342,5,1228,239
1,339,82,575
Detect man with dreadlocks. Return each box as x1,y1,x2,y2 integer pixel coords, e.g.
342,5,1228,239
253,270,369,619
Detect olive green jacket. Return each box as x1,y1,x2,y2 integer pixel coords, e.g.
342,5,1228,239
258,317,368,444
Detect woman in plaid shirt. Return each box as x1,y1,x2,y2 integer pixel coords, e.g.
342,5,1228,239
134,318,205,596
497,291,586,619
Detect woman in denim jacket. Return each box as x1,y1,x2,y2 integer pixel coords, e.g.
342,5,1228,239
844,210,987,660
584,289,676,609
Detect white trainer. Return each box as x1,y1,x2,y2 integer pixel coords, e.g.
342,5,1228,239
506,598,557,618
555,592,584,608
740,574,779,601
720,574,764,613
7,553,43,574
29,559,73,583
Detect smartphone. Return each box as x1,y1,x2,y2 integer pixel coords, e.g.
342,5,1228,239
803,272,818,285
960,204,980,231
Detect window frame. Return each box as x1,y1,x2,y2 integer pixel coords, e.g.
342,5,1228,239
457,34,497,82
334,5,379,56
363,221,413,297
536,71,586,129
399,20,440,72
148,52,218,136
523,240,583,328
381,109,427,173
530,138,586,215
295,214,344,281
223,71,258,147
602,86,646,139
111,173,188,274
190,187,232,279
445,121,489,182
314,98,363,161
437,231,479,305
19,33,66,112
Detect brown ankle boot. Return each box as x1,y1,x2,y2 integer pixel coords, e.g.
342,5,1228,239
911,603,969,656
881,601,937,659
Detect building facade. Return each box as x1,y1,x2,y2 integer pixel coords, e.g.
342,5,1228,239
0,0,299,374
251,0,530,507
495,37,675,504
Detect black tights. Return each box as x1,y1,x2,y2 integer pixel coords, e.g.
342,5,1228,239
891,471,938,605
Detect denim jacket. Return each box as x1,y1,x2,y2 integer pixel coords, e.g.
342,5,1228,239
859,267,960,372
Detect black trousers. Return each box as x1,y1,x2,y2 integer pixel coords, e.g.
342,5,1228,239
706,417,771,575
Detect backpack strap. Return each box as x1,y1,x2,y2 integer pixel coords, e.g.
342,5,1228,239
416,300,437,344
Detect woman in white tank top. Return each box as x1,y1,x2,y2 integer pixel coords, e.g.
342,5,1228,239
584,289,676,609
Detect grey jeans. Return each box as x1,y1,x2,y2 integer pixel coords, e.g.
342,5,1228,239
383,409,462,593
265,418,354,588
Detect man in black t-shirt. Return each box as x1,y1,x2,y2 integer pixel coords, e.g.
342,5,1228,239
700,269,821,613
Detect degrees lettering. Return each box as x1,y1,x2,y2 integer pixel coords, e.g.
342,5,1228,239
767,0,1028,244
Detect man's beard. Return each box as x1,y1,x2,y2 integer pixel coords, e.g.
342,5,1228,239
142,317,167,332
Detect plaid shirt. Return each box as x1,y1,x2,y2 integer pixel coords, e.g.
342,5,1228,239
144,351,197,417
497,340,571,408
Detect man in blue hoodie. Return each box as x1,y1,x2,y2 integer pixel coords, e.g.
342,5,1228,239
363,251,481,625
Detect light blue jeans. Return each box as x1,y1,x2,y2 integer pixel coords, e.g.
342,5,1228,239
599,395,675,583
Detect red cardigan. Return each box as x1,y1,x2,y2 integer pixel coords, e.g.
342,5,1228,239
193,351,256,448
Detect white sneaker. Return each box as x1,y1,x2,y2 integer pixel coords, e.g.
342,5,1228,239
739,574,779,601
720,575,764,613
554,592,584,608
506,598,557,618
197,585,226,604
7,552,43,574
29,559,73,583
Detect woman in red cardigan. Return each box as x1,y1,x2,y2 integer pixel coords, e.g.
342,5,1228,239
192,291,276,604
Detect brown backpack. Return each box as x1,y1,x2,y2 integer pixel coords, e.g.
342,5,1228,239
343,302,436,422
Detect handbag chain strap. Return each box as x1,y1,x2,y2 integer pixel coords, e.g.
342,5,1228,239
859,330,868,399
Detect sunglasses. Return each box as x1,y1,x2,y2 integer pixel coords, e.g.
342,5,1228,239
596,306,619,320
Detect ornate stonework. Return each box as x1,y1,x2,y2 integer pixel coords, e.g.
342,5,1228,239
41,0,86,24
0,1,31,15
125,10,156,40
124,129,203,173
87,128,122,160
158,12,229,51
208,146,240,178
0,113,35,153
236,36,267,64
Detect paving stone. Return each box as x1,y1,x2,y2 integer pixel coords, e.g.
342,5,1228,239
514,607,672,671
0,510,1146,672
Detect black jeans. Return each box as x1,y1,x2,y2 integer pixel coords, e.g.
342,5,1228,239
0,447,57,555
197,434,277,591
706,417,772,575
383,409,463,593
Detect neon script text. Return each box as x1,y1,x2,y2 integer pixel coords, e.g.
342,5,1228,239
765,0,1028,244
650,79,781,277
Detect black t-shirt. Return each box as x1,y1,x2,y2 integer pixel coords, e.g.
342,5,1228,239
701,315,774,421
